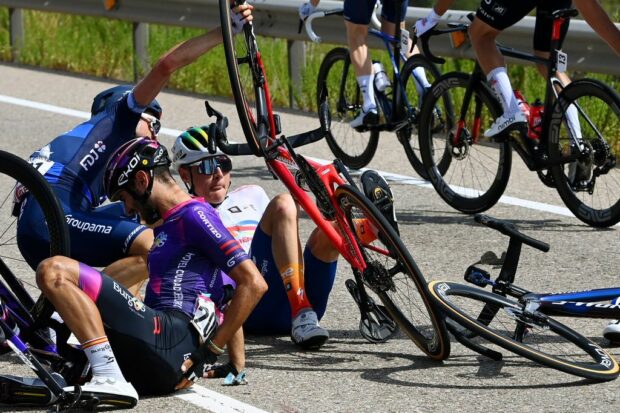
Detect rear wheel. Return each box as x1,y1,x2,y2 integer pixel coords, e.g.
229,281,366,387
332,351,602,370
335,185,450,360
317,48,379,169
419,72,512,213
548,79,620,227
399,54,451,179
429,281,620,381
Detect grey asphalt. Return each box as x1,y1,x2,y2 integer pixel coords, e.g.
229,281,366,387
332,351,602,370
0,62,618,413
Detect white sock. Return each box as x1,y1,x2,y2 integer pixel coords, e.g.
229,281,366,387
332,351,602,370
412,66,432,96
357,74,376,112
565,103,582,141
487,67,519,115
82,336,125,381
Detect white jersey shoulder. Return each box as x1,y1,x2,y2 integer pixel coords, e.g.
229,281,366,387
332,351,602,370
216,185,270,253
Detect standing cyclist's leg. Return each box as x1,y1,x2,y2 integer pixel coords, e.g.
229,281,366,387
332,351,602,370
470,0,534,136
344,0,379,127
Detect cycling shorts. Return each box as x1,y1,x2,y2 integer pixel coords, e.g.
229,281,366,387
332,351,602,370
344,0,408,25
243,227,337,334
78,264,200,396
17,187,148,270
476,0,571,52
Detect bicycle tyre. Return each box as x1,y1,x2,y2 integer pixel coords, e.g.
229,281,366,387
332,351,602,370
399,54,451,179
419,72,512,213
548,78,620,227
219,0,266,156
317,48,379,169
335,184,450,360
429,281,620,381
0,150,69,317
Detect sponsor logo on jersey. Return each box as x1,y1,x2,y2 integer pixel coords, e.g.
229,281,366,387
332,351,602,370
491,4,506,16
66,215,113,234
174,252,195,309
197,210,222,239
79,141,107,171
153,232,167,248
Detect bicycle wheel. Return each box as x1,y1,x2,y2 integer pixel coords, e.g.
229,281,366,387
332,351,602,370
335,184,450,360
429,281,620,381
548,79,620,227
219,0,268,156
317,47,379,169
419,72,512,213
399,54,452,179
0,150,69,313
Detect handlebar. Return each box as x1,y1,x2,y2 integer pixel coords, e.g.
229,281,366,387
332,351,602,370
415,22,469,65
203,82,331,157
474,214,550,252
301,2,381,43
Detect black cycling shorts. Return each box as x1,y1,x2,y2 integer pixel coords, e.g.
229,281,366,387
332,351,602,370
475,0,571,52
344,0,408,25
92,272,200,396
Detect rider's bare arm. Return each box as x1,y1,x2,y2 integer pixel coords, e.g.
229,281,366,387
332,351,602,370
574,0,620,56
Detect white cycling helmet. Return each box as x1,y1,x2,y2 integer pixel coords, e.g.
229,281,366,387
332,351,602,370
172,126,225,170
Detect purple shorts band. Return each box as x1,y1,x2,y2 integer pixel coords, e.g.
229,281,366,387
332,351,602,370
78,262,103,302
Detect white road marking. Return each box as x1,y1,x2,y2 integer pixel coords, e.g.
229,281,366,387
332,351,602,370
176,385,270,413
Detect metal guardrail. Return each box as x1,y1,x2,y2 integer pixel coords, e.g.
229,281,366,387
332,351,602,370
1,0,618,106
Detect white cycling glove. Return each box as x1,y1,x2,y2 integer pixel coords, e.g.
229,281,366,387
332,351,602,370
415,9,442,37
231,9,245,35
299,2,316,20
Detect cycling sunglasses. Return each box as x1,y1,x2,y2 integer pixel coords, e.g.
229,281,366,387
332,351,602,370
140,113,161,135
196,156,233,175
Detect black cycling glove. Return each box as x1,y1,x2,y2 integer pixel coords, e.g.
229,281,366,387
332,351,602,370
182,343,219,383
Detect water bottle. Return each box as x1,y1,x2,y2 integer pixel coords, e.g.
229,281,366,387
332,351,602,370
528,99,544,141
372,62,390,92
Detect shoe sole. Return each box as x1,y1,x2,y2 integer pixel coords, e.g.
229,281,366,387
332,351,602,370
292,334,329,350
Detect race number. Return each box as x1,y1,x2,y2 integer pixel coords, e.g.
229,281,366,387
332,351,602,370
556,51,568,73
401,28,410,51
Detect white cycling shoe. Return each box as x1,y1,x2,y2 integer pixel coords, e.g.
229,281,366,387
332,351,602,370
484,110,527,138
66,376,138,404
291,309,329,350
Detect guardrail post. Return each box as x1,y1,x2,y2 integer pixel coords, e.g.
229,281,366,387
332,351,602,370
287,40,306,109
8,8,24,62
133,22,150,81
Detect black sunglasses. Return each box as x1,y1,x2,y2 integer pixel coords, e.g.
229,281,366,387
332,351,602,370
141,113,161,135
196,156,232,175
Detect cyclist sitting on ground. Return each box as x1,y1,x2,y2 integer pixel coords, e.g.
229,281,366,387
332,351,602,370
415,0,620,138
171,127,400,376
35,138,267,403
300,0,434,130
16,3,254,290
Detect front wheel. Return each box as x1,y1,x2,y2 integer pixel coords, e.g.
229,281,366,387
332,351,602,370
335,185,450,360
418,72,512,213
429,281,620,381
399,55,451,179
317,48,379,169
548,79,620,227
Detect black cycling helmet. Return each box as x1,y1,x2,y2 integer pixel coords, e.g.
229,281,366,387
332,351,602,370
103,137,171,202
91,85,163,119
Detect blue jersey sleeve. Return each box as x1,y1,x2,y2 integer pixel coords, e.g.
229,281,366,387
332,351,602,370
184,203,250,273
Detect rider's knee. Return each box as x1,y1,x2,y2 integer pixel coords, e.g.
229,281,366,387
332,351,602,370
270,193,298,221
36,256,74,292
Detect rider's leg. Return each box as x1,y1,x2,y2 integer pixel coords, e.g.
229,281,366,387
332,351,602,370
36,256,127,382
345,20,376,114
259,194,311,318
